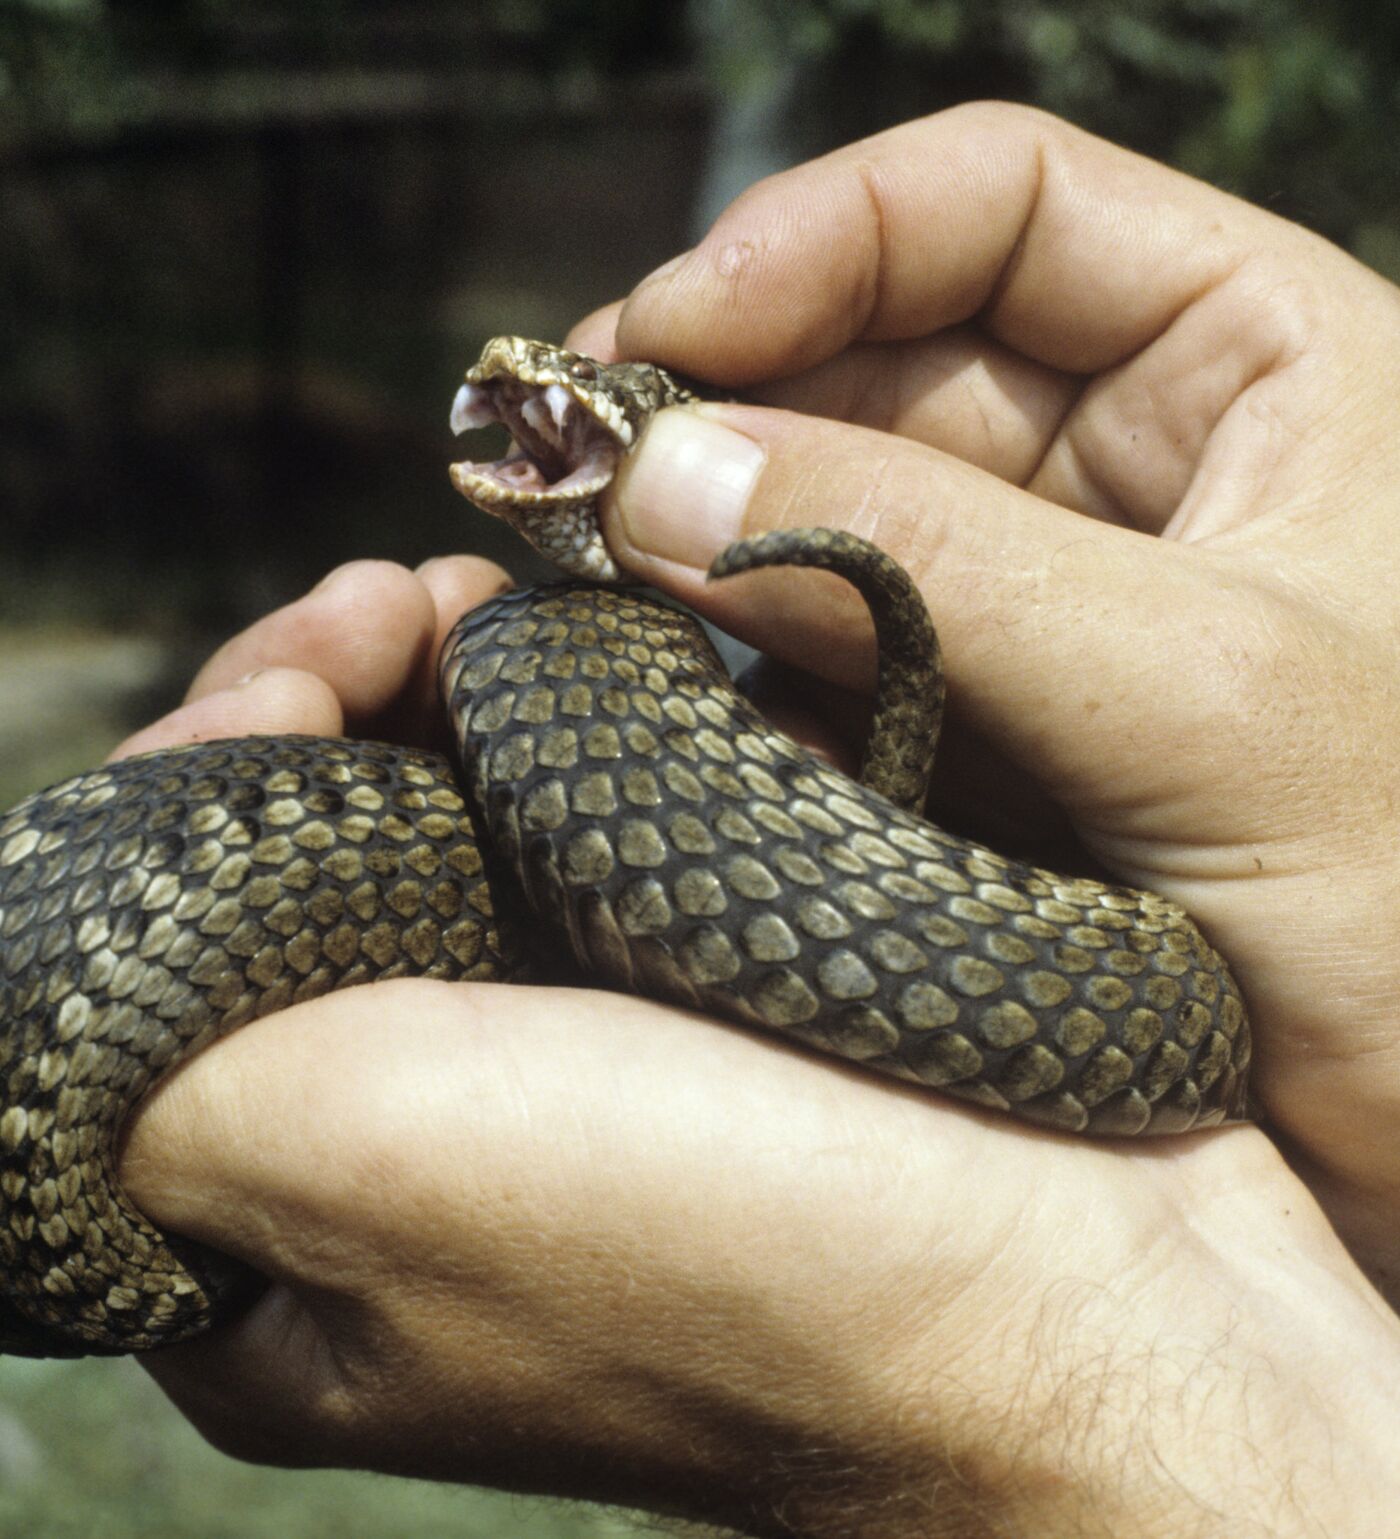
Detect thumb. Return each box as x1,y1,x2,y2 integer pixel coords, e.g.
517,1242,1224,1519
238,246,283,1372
602,401,1269,864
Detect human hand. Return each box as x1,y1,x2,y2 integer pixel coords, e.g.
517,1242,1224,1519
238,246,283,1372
114,557,1400,1537
568,101,1400,1298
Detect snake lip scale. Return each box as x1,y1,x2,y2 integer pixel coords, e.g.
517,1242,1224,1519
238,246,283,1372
0,339,1250,1358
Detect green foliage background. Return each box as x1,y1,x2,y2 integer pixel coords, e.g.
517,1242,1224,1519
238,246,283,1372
0,1357,650,1539
693,0,1400,263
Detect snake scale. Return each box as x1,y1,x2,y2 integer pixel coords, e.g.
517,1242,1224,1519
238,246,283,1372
0,338,1250,1359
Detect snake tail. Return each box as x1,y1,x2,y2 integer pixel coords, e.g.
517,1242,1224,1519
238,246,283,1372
707,528,943,815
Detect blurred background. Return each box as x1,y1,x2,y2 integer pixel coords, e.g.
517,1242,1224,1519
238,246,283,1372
1,0,1397,1533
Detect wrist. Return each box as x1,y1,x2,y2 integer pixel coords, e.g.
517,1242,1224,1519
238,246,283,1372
595,1131,1400,1539
862,1134,1400,1539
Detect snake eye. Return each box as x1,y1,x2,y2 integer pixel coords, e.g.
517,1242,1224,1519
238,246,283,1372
569,359,597,381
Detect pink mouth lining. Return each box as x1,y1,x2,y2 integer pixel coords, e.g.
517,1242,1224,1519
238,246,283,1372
449,378,622,499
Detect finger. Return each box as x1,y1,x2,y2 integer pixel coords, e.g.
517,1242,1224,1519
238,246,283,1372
583,295,1081,503
616,101,1319,382
749,328,1084,505
186,561,438,731
587,314,1086,515
413,555,514,735
114,560,513,766
415,555,513,664
118,982,669,1273
564,301,625,362
123,975,974,1470
110,668,344,761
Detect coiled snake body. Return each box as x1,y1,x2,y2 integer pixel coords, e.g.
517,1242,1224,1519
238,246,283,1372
0,339,1249,1358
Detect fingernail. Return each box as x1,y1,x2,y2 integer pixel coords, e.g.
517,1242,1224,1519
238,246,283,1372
614,406,765,568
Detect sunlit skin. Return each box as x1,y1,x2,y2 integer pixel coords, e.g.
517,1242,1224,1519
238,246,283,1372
114,104,1400,1537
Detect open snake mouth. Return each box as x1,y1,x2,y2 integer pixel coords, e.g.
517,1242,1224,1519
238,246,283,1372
448,346,629,510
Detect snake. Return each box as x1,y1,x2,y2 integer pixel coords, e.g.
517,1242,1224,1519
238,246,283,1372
0,336,1250,1360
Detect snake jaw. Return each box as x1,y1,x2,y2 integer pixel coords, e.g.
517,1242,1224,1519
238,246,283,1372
448,336,700,581
448,336,633,580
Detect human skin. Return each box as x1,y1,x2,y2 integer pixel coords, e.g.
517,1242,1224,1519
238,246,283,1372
113,104,1400,1536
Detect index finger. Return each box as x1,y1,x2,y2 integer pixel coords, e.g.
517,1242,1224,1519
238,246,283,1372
111,557,511,762
616,101,1317,383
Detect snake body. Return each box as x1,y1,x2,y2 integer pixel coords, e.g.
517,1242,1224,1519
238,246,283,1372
0,340,1249,1359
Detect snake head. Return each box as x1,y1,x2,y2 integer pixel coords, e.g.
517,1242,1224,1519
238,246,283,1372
448,336,696,581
